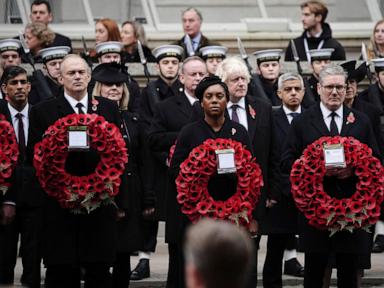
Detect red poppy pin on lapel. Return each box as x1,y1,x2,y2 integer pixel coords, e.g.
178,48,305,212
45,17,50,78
249,105,256,119
346,112,355,125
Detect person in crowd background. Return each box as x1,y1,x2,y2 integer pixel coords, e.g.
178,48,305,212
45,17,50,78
23,22,55,63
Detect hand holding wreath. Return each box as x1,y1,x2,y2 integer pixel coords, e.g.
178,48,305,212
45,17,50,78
290,136,384,235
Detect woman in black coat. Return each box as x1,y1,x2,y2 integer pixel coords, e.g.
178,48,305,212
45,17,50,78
92,62,153,288
168,76,253,288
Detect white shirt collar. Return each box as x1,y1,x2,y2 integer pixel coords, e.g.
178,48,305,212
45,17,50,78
64,92,88,113
227,97,246,110
320,102,343,119
8,102,29,119
282,105,301,116
184,90,198,106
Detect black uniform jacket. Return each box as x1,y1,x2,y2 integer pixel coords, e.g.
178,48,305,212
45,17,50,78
281,104,380,253
285,22,346,61
27,93,122,265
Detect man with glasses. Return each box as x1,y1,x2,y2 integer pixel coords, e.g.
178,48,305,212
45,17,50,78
281,63,380,288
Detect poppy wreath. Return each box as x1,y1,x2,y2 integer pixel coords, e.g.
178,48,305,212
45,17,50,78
0,115,19,195
290,136,384,235
34,113,128,214
176,138,263,227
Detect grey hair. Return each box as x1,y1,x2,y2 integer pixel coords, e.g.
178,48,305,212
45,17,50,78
60,54,91,75
277,72,304,90
182,7,203,22
318,63,347,84
180,56,206,74
215,56,251,84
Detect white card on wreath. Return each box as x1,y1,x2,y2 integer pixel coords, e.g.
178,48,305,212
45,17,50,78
323,143,346,168
68,126,89,150
216,149,236,174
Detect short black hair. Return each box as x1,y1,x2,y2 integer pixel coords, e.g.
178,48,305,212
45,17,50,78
1,66,28,85
31,0,51,13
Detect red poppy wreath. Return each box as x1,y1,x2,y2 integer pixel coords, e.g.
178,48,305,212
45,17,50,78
0,115,19,195
290,136,384,235
176,138,263,227
34,114,128,214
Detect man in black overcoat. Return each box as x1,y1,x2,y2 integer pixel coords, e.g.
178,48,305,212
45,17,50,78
262,72,306,287
216,56,280,288
27,55,122,288
131,45,184,281
281,64,380,288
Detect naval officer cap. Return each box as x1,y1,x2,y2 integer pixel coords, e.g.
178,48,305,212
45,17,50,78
309,48,334,61
253,49,283,65
95,41,123,56
152,45,183,62
372,58,384,72
0,39,21,53
199,46,228,60
39,46,70,63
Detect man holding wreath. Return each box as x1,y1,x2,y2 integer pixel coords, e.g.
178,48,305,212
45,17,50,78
281,63,381,288
27,54,122,288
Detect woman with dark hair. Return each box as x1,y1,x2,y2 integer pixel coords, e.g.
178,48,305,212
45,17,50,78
92,62,153,288
168,76,253,287
120,20,155,63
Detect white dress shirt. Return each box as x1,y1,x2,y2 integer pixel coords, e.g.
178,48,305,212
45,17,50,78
283,105,302,124
8,103,29,145
227,97,248,131
64,92,89,114
184,91,198,106
320,102,343,133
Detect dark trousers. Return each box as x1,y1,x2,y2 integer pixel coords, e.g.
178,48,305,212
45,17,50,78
140,220,158,253
45,263,112,288
245,236,260,288
0,207,42,287
304,252,358,288
112,252,131,288
166,243,185,288
262,233,297,288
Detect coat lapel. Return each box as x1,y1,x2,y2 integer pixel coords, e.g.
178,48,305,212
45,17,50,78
340,105,353,136
176,93,193,118
56,93,76,117
245,96,258,141
310,104,330,136
275,107,290,137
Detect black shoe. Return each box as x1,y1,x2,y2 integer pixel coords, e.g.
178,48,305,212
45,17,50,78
284,258,304,277
372,234,384,253
130,259,150,281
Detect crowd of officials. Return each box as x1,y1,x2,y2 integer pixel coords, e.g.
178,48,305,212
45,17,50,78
0,0,384,287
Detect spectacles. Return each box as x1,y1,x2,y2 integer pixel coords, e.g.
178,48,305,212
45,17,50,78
7,79,28,85
321,84,346,93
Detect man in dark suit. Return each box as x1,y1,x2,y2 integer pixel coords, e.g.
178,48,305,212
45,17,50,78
174,8,216,58
281,64,380,288
262,72,306,288
148,56,207,288
29,0,72,49
28,54,121,288
132,45,184,281
216,56,280,288
0,66,43,287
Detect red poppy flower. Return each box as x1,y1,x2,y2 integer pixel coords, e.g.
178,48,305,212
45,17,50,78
176,138,263,227
33,114,127,213
291,136,384,233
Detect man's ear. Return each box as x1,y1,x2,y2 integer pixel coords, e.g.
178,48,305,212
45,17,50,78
58,75,64,85
277,89,283,100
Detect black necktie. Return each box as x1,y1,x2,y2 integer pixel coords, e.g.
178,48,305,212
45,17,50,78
329,112,339,136
231,104,240,123
76,103,85,114
15,113,26,161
